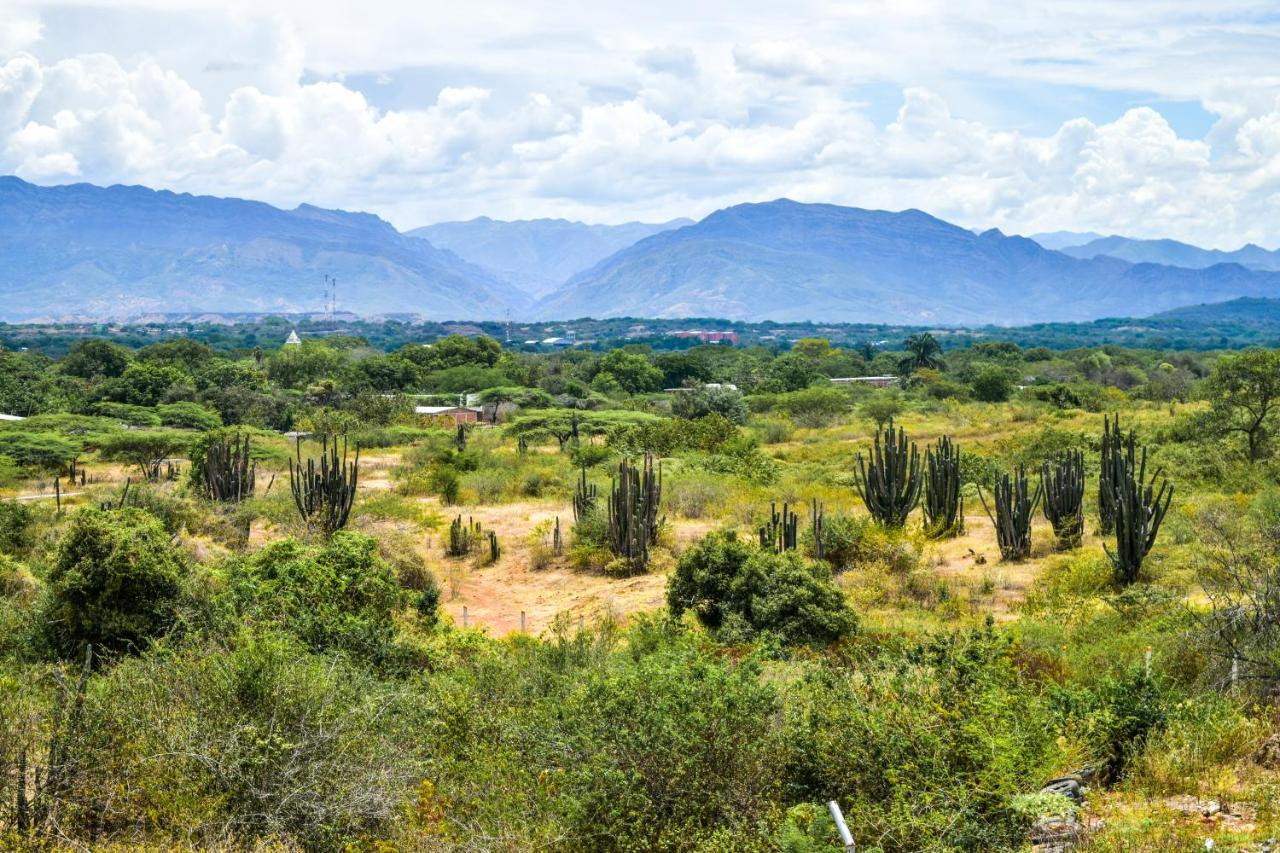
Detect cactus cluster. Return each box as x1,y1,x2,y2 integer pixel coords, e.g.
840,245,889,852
979,465,1042,561
1098,414,1123,535
854,418,923,528
759,501,799,552
923,435,964,538
607,454,663,573
447,515,483,557
203,432,256,503
1041,450,1085,549
1104,430,1173,584
289,435,358,537
573,465,598,522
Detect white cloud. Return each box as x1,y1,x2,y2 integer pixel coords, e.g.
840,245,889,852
3,2,1280,246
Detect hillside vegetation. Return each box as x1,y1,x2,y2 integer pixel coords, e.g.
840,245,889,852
2,329,1280,850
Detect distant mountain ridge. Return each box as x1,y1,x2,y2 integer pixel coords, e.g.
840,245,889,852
408,216,692,297
0,176,526,321
4,177,1280,325
537,199,1280,324
1027,230,1106,250
1059,235,1280,271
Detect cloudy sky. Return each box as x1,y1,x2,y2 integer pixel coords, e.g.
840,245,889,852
4,1,1280,246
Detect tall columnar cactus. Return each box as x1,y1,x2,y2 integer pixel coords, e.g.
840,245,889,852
573,465,598,522
854,418,923,527
1041,449,1085,549
979,465,1042,561
455,423,468,452
759,501,799,553
289,435,358,537
203,432,257,503
811,498,825,560
923,435,964,538
447,515,483,557
1105,435,1173,585
607,454,663,572
1099,414,1127,535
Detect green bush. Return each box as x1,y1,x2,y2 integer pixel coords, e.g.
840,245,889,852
668,531,856,645
0,500,35,555
70,630,425,848
46,508,188,656
228,532,403,662
784,628,1067,850
555,627,784,848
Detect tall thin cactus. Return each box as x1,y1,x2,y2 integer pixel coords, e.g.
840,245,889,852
979,465,1042,561
288,435,358,537
923,435,964,538
573,465,598,522
854,418,923,527
811,498,825,560
759,501,799,553
607,454,663,573
203,432,256,503
1042,450,1085,549
1099,414,1126,535
1105,434,1173,585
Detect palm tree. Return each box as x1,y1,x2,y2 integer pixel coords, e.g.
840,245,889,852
898,333,943,374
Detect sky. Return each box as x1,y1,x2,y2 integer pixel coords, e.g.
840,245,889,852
4,1,1280,247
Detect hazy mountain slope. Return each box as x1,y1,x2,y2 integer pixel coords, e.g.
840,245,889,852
408,216,693,296
0,177,527,321
538,199,1280,324
1027,230,1106,250
1060,235,1280,271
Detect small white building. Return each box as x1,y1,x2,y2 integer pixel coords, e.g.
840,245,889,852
830,376,899,388
283,330,302,347
0,413,25,421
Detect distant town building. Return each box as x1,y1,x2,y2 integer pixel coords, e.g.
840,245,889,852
415,405,483,425
830,376,899,388
664,382,740,392
672,330,739,344
283,330,302,347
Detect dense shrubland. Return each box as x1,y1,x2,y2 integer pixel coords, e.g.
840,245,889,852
0,328,1279,849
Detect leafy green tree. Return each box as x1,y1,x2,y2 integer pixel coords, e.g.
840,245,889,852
858,391,903,430
767,352,818,392
136,339,214,373
971,364,1015,403
46,508,187,655
267,342,346,390
104,362,194,406
594,350,664,395
99,429,190,480
157,402,223,430
398,334,502,370
1205,348,1280,460
0,430,79,470
670,385,748,424
898,332,944,374
60,339,132,380
355,354,422,392
780,386,850,428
